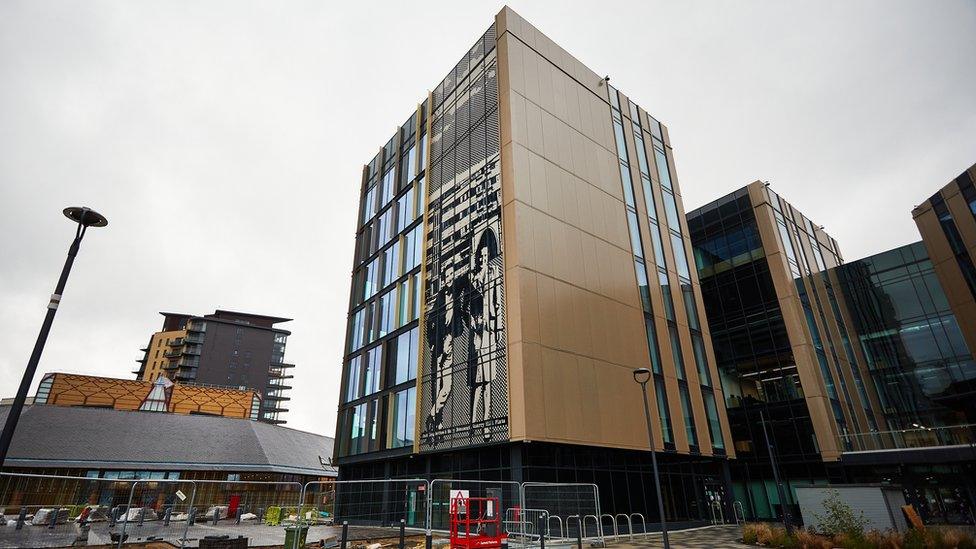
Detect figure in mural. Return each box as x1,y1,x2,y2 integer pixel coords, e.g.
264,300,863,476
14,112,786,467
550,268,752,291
426,258,473,434
470,227,501,440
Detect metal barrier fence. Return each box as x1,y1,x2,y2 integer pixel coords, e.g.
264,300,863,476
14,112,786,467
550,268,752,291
521,482,603,543
298,478,429,547
179,479,303,548
0,474,614,548
0,472,198,548
428,479,521,535
0,472,315,548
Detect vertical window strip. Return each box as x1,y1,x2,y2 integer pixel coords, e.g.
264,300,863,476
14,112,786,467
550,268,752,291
933,198,976,298
679,385,698,449
702,389,724,451
608,90,675,447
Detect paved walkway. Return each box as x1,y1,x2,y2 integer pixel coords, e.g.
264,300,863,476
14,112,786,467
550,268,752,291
609,525,747,549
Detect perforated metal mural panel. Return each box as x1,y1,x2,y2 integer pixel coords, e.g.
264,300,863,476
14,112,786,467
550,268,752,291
420,25,507,452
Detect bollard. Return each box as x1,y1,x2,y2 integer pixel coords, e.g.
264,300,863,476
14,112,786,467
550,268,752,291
425,531,432,549
538,516,546,549
164,506,172,527
340,521,349,549
236,507,243,525
16,507,26,530
399,519,405,549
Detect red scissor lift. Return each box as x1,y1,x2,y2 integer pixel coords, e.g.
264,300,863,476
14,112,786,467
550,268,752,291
450,495,507,549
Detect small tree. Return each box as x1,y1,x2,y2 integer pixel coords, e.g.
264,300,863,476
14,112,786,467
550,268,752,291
813,489,869,538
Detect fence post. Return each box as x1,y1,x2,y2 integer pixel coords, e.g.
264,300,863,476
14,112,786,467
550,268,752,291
48,506,58,529
341,520,349,549
576,524,583,549
16,506,26,530
593,484,604,545
180,482,198,549
164,506,172,526
236,507,243,525
295,482,310,549
400,518,406,549
425,480,433,549
539,515,546,549
118,480,139,549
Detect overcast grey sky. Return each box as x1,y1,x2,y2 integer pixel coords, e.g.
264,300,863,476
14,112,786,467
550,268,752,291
1,1,974,436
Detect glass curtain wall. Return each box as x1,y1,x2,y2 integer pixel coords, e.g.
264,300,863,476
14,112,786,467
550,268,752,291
836,241,976,449
339,105,428,457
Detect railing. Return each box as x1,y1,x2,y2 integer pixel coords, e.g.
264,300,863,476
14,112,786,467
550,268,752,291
840,422,976,452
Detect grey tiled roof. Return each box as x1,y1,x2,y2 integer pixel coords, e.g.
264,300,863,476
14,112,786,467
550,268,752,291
0,405,336,477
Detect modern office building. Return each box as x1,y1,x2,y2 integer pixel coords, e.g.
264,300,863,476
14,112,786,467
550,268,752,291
833,241,976,524
688,182,883,520
336,7,733,523
912,162,976,357
689,174,976,524
34,372,262,420
135,310,294,424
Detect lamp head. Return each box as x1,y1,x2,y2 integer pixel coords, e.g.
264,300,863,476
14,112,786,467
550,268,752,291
633,367,651,385
63,207,108,228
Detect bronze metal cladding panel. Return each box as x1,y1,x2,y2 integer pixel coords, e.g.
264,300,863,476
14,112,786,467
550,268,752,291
747,183,843,460
495,7,730,454
914,165,976,357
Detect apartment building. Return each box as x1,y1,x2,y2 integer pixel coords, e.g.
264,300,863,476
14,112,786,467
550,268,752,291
135,310,294,424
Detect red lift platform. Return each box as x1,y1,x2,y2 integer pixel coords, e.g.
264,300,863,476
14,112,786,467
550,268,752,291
449,495,507,549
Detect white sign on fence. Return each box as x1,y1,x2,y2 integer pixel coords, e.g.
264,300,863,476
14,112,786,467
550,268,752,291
450,489,470,514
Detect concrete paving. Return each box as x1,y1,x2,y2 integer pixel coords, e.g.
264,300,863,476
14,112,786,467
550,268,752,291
0,520,422,548
607,525,747,549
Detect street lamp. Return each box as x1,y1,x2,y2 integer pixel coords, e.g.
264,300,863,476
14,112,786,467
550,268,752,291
0,207,107,469
758,411,793,534
633,367,670,549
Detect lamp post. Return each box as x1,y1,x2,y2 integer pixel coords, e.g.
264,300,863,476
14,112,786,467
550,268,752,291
0,207,107,469
758,411,793,534
633,367,670,549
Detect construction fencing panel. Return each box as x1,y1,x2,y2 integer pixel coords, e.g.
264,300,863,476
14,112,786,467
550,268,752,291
521,482,603,543
428,479,521,536
301,479,429,547
114,478,198,547
179,480,302,548
0,472,196,548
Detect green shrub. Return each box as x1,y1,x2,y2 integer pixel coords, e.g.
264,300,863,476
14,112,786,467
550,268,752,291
264,506,282,526
813,489,869,538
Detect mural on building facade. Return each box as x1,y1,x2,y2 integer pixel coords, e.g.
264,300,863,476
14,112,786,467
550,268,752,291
420,25,508,451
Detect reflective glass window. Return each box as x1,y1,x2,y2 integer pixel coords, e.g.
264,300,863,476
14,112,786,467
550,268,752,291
679,385,698,448
654,148,672,191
